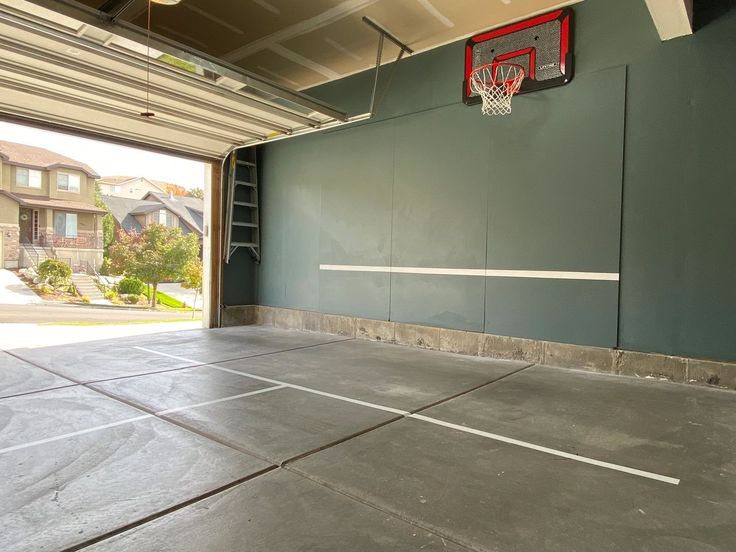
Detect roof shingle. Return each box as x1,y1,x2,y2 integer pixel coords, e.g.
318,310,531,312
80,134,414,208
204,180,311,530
0,191,107,214
0,140,99,178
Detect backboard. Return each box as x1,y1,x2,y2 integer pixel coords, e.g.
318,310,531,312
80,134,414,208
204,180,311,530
463,8,574,106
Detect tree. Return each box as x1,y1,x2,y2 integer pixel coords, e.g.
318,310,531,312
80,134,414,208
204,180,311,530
163,183,187,197
187,187,204,200
95,183,115,250
181,258,203,317
108,224,199,307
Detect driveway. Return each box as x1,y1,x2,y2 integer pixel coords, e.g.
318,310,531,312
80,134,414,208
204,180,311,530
0,269,43,305
0,320,202,349
158,283,203,309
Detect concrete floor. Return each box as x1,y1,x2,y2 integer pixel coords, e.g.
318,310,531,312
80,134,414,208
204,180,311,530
0,326,734,551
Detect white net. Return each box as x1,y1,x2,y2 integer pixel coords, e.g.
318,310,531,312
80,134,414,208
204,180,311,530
469,63,525,116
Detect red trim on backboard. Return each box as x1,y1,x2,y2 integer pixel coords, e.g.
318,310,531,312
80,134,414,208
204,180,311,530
465,43,474,96
470,10,562,43
560,14,570,73
495,48,536,80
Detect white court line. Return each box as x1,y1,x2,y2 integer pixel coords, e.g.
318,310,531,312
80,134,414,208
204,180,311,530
138,347,680,486
319,265,620,281
134,347,406,415
0,381,286,456
0,415,152,456
483,269,620,281
208,364,408,416
411,415,680,486
157,385,286,415
134,347,202,363
392,266,486,277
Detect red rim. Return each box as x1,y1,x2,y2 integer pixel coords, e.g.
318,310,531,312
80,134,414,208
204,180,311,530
470,62,525,86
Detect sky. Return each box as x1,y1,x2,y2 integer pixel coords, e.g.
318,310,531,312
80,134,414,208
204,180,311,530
0,121,208,190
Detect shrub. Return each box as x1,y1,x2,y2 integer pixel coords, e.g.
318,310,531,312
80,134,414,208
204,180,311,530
125,293,141,304
38,259,72,289
118,277,146,295
79,295,91,304
38,284,54,295
100,257,113,276
104,289,123,305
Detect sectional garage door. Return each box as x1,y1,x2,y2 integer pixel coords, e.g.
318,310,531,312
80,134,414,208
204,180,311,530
0,0,347,159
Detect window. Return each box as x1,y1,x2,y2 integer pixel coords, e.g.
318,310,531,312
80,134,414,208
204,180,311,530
158,209,175,227
111,185,121,193
54,213,78,238
57,172,81,193
15,168,42,188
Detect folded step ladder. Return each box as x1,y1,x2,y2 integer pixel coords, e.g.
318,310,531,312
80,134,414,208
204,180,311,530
225,148,260,263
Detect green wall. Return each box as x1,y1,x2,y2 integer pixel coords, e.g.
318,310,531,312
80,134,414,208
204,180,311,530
237,0,736,361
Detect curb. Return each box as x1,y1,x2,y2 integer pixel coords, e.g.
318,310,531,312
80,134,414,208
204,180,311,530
61,302,157,311
61,301,202,313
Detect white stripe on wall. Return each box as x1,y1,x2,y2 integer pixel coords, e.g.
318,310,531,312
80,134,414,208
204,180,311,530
319,265,619,282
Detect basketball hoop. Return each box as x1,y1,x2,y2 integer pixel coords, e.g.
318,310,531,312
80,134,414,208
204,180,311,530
469,62,525,116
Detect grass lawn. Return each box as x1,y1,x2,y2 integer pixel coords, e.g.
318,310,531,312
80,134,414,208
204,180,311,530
144,288,199,311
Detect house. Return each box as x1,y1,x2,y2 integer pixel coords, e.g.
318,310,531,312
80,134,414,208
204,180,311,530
0,140,106,271
103,191,204,248
96,176,168,199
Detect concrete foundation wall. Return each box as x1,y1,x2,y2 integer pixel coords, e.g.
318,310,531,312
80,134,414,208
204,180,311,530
53,248,103,272
225,0,736,362
223,305,736,391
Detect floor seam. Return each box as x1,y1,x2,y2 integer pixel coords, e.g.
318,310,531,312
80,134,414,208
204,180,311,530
0,383,79,402
278,415,403,467
84,380,285,465
274,363,536,468
3,335,350,390
61,465,278,552
411,362,536,415
3,348,282,464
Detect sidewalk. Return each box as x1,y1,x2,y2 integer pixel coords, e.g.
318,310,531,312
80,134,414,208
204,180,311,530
0,269,43,305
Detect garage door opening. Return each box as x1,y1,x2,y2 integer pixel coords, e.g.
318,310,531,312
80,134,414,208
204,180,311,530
0,119,212,348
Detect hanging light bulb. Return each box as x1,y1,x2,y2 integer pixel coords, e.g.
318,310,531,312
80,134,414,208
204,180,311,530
151,0,182,4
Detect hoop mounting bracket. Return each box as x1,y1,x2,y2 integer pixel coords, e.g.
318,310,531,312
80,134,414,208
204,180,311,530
363,16,412,116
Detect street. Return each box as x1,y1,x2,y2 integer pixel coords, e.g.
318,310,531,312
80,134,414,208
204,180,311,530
0,303,199,324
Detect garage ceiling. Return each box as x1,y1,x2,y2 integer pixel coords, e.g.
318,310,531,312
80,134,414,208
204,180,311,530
1,0,580,159
75,0,580,90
